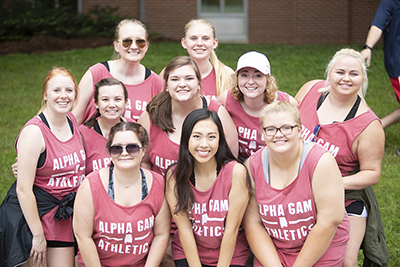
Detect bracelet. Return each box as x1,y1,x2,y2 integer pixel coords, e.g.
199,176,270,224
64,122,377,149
363,44,373,50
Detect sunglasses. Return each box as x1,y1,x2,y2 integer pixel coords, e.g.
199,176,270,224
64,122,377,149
121,38,147,48
109,143,142,157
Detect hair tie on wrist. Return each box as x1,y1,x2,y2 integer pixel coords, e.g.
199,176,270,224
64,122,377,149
363,44,372,50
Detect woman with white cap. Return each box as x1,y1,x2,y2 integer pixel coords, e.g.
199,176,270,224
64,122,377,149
217,51,298,162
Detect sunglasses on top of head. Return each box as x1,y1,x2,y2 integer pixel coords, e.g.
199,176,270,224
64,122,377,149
121,38,147,48
109,143,142,157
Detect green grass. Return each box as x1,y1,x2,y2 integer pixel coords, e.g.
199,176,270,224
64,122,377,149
0,42,398,265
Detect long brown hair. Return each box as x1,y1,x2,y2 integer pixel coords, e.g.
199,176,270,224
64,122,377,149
146,56,201,133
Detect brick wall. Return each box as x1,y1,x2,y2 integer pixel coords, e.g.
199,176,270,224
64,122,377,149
78,0,382,45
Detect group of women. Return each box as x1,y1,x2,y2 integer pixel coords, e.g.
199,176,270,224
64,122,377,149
0,16,388,267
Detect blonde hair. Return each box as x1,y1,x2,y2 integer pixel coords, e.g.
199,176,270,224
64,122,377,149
324,48,368,98
38,67,78,115
184,19,230,96
231,73,278,103
260,101,302,128
112,19,148,59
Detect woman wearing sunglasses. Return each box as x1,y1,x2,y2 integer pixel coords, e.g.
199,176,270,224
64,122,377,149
242,101,350,266
218,51,298,162
1,67,85,267
295,48,388,266
138,56,238,176
72,19,163,124
73,121,171,266
79,77,134,176
165,108,250,267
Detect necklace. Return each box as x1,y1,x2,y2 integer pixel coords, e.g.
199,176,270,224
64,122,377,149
114,170,135,189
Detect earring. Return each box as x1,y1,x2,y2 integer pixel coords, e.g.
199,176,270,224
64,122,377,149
166,88,169,92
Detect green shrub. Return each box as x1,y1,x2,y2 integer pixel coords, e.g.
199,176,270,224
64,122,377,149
0,0,126,40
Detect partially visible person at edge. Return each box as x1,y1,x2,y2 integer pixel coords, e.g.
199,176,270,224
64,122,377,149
217,51,298,162
159,19,234,100
295,48,389,267
165,108,250,267
360,0,400,156
138,55,239,176
72,19,162,124
79,78,134,176
243,101,349,266
74,121,170,266
0,67,85,267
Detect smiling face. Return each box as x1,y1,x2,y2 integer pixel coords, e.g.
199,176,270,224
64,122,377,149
166,65,200,102
181,22,218,61
110,130,145,170
95,84,126,121
237,67,267,100
262,111,300,154
188,118,219,165
114,23,148,62
44,74,76,114
328,56,364,97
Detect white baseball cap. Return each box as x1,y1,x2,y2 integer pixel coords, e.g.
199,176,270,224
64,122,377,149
235,51,271,75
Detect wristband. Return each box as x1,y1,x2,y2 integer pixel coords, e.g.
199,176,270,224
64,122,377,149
363,44,373,50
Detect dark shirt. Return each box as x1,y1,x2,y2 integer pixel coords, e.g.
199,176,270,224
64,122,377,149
371,0,400,78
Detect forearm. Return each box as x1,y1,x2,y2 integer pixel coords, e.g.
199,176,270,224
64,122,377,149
343,169,380,190
245,224,282,267
364,25,383,48
76,236,102,267
293,223,337,267
17,188,44,237
217,228,239,267
178,228,202,267
144,233,170,267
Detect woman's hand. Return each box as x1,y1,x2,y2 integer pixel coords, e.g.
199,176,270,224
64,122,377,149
30,233,47,267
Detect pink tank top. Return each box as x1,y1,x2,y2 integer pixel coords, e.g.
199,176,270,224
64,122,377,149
83,63,163,122
171,161,249,266
248,143,349,266
15,112,86,242
77,169,164,266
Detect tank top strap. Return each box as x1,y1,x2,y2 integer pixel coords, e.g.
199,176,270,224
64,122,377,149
200,95,208,109
108,166,148,201
262,140,311,185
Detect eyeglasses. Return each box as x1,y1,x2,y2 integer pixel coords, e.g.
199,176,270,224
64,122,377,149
311,124,321,142
263,125,298,137
120,38,147,48
109,144,142,157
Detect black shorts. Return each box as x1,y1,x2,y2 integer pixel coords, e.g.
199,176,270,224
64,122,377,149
346,200,367,217
47,240,76,248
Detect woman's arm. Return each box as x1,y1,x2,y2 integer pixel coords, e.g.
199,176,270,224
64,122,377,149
217,163,250,267
137,111,153,170
217,105,239,158
344,119,384,190
216,90,228,106
242,160,282,267
16,125,47,267
144,197,171,267
294,80,321,104
165,170,202,267
293,152,345,267
72,69,94,125
288,94,299,108
73,177,102,266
